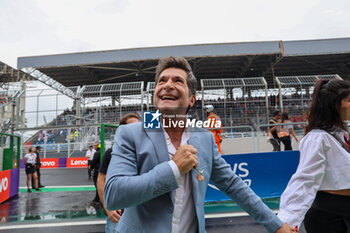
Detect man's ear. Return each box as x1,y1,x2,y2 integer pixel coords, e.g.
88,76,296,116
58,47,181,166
189,95,196,107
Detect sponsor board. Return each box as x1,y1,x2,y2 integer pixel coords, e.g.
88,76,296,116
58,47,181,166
0,170,10,204
20,158,83,169
40,158,59,168
66,157,88,168
205,151,299,202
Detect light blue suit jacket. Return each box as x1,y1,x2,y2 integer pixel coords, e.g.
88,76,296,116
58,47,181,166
105,122,282,233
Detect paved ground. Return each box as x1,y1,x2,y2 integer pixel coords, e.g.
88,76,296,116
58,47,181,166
19,167,92,187
0,167,277,233
1,217,268,233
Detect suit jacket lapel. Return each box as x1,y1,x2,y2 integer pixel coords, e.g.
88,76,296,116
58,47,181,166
144,127,169,164
189,131,200,208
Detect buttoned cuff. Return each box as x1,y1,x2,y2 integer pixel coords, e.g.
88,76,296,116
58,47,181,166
168,160,180,180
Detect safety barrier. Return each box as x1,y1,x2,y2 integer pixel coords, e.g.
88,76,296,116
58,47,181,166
205,150,299,201
0,132,21,204
20,157,88,169
17,151,299,203
0,169,19,204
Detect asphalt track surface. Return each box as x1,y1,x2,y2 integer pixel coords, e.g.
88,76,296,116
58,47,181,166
0,168,276,233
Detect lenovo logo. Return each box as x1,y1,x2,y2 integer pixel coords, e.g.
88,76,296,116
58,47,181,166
67,158,88,168
42,161,56,166
0,177,8,193
70,160,88,166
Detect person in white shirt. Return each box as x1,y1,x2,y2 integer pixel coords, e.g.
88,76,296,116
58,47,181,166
278,79,350,232
86,145,96,179
24,146,41,192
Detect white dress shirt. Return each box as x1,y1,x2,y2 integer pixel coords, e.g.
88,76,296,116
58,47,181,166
85,149,96,161
164,128,198,233
278,129,350,227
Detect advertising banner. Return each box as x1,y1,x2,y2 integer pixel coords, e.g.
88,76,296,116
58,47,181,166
0,170,10,204
205,150,300,202
20,157,78,169
9,168,19,199
40,158,59,168
66,157,88,168
58,158,67,168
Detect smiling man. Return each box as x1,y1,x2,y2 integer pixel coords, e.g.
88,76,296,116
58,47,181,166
104,56,294,233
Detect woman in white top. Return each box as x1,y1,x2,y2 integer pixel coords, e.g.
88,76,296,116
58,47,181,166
278,112,298,151
278,79,350,232
24,146,40,192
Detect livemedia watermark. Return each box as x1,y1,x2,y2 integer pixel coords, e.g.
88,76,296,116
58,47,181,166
143,110,221,129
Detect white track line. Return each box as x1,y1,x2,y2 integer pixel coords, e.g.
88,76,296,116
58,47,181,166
0,210,279,230
205,209,278,218
0,220,105,230
19,185,95,189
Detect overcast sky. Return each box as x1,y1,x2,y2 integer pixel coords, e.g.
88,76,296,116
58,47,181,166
1,0,350,68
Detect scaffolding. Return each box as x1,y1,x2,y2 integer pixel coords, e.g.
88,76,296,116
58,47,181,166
25,85,78,128
145,82,156,111
275,74,342,118
200,77,269,127
11,74,346,157
79,81,144,124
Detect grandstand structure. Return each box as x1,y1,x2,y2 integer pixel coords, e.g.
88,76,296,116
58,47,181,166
201,77,269,127
0,37,349,156
0,62,35,133
275,74,342,116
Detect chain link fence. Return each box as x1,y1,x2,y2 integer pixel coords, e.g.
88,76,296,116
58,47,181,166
7,74,345,157
200,77,269,127
275,74,342,123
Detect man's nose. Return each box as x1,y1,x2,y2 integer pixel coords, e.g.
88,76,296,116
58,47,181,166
163,79,175,90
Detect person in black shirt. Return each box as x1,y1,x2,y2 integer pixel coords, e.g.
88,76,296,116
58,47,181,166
31,146,44,189
97,113,139,233
98,148,113,182
269,111,281,151
90,142,101,203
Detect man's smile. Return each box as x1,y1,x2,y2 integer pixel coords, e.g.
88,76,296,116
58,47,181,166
159,94,178,101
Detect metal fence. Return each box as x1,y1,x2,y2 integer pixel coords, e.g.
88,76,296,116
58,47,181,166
275,74,342,121
25,86,77,128
145,82,156,111
17,81,144,153
6,74,345,157
79,82,144,124
0,83,26,131
23,81,144,129
19,125,108,158
16,121,309,158
200,77,269,127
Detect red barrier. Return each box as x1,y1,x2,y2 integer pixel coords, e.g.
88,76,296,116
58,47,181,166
0,170,11,204
40,158,59,168
66,157,88,168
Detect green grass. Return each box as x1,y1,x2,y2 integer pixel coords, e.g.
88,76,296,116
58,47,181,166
204,197,281,214
19,186,96,193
